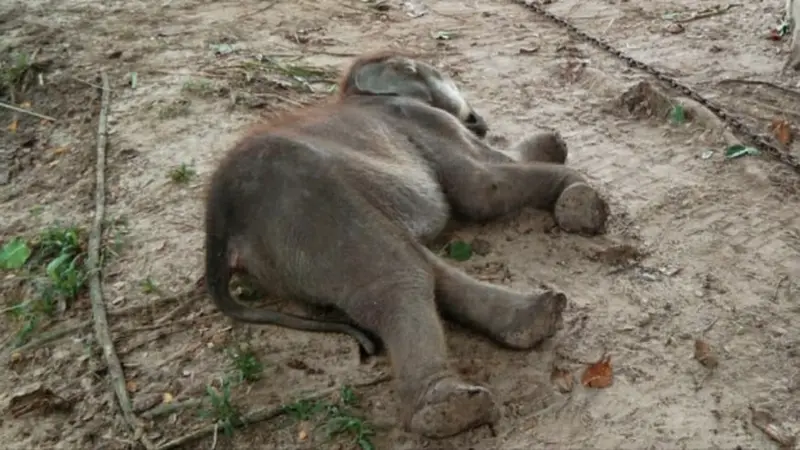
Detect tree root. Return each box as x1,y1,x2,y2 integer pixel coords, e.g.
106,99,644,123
88,73,155,450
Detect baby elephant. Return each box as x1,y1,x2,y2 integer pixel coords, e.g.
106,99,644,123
204,50,609,439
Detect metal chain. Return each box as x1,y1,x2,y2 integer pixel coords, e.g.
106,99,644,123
515,0,800,174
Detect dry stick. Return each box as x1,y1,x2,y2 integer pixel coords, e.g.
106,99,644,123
154,373,393,450
89,72,155,450
7,291,195,356
0,100,57,121
717,78,800,101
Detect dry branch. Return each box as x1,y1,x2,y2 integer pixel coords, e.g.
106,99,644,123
0,100,57,121
5,290,200,357
154,373,392,450
88,73,154,450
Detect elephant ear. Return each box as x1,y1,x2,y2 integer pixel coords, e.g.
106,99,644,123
353,57,432,102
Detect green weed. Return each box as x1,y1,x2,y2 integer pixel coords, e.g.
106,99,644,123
1,223,90,345
283,385,376,450
226,344,264,383
168,163,196,184
200,378,243,437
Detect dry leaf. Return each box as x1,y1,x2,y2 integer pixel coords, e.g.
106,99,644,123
694,339,718,368
51,147,69,156
750,407,797,448
550,367,575,393
770,118,793,145
20,101,31,108
7,383,73,418
297,421,311,441
7,120,18,133
162,392,174,404
125,380,138,392
581,354,613,388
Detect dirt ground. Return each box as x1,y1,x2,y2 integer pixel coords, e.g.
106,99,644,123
1,0,800,449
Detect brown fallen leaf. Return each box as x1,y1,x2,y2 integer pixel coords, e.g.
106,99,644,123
7,383,73,418
750,407,797,449
297,421,311,442
694,339,718,368
7,120,18,133
162,392,174,404
550,366,575,393
581,354,613,388
125,380,138,393
770,118,793,145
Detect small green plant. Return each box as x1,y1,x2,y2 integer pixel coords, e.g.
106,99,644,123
226,344,264,383
446,240,473,261
282,385,376,450
669,104,686,124
1,51,32,92
1,224,89,345
168,163,196,184
140,277,159,294
200,379,243,437
0,237,32,269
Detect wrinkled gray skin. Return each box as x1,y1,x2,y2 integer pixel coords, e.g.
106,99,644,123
786,0,800,71
204,52,609,439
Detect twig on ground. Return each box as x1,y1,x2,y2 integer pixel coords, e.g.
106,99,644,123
88,72,154,450
718,78,800,101
66,75,107,91
238,1,277,17
0,100,57,121
672,4,741,23
153,373,392,450
142,398,203,420
5,290,200,357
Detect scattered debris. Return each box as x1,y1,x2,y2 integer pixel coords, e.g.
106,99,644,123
519,46,539,54
724,144,760,159
589,243,646,267
581,354,613,389
700,150,715,160
470,238,492,256
550,366,575,393
663,4,741,24
663,23,685,35
693,339,719,368
432,30,458,40
210,43,236,56
402,0,428,18
750,407,797,449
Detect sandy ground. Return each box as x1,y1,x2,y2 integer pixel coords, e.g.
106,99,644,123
1,0,800,449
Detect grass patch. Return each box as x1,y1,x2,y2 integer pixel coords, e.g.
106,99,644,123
0,223,90,345
200,378,244,437
226,343,264,383
0,51,33,94
168,163,196,184
139,277,159,295
283,385,376,450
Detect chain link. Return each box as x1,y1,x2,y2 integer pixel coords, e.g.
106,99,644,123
515,0,800,174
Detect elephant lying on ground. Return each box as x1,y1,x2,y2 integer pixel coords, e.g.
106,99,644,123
204,50,609,438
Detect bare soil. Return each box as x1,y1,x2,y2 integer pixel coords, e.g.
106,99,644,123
1,0,799,449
